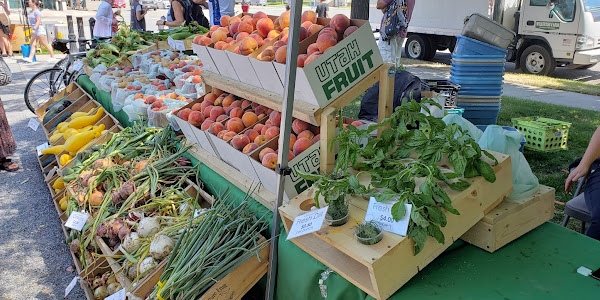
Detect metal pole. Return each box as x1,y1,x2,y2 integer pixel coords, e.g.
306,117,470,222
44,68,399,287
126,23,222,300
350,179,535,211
66,15,78,52
265,0,303,298
76,17,86,51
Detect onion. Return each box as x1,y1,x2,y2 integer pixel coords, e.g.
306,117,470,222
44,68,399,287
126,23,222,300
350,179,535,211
69,239,80,254
118,224,131,241
78,171,92,185
92,158,110,169
150,235,174,260
127,265,137,280
139,257,157,275
109,220,124,239
134,160,149,175
86,175,97,188
111,192,123,204
137,217,160,238
107,282,122,295
122,232,141,253
108,238,118,248
90,189,104,206
95,222,108,237
94,286,108,300
92,277,103,289
77,191,86,204
119,182,135,200
128,211,143,221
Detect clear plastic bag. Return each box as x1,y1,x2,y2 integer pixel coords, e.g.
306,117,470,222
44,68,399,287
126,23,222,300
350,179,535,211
98,75,117,92
123,98,150,122
442,114,484,142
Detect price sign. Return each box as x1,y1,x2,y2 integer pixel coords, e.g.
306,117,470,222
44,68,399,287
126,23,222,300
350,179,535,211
65,211,89,231
28,118,40,131
286,206,328,240
64,276,79,298
168,36,186,51
105,288,126,300
364,197,412,236
37,142,49,156
72,60,84,71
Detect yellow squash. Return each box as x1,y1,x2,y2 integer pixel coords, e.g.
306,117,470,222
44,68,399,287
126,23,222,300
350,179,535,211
62,128,79,140
52,177,65,189
57,122,70,133
49,132,64,144
60,154,72,166
41,145,65,155
71,112,88,119
68,107,104,129
63,124,105,152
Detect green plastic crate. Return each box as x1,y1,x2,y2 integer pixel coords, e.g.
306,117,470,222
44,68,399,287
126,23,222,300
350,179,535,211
511,117,572,151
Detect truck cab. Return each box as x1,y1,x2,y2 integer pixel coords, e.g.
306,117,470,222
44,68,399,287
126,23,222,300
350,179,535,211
369,0,600,75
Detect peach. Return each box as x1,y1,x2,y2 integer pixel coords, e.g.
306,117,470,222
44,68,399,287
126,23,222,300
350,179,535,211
192,75,202,84
287,150,296,161
244,129,259,142
243,143,260,154
201,100,214,111
308,24,324,36
203,105,215,117
293,137,312,155
264,120,273,127
275,45,287,64
255,105,268,116
255,135,268,146
239,37,259,56
312,134,320,144
242,15,252,22
269,111,282,127
261,152,278,169
213,89,224,96
242,111,259,127
292,119,309,134
319,27,338,40
351,120,364,127
265,126,280,140
272,40,287,52
241,100,251,108
249,33,265,47
178,108,192,121
217,130,227,139
317,34,337,52
257,18,274,38
307,43,320,56
217,26,230,34
231,135,250,150
234,31,250,42
238,21,254,34
330,14,350,34
209,25,220,33
298,27,309,42
229,107,243,118
297,54,308,67
222,131,237,140
226,117,245,133
208,122,224,135
211,30,228,43
259,147,275,161
188,110,205,127
216,114,228,122
254,123,265,134
305,52,322,65
344,26,358,38
260,47,276,61
222,94,235,107
267,30,280,39
226,37,234,43
205,93,218,102
214,41,227,50
193,35,204,45
210,106,225,121
230,100,242,108
289,133,297,151
201,119,214,130
200,36,213,46
229,16,241,26
273,17,281,31
280,10,291,28
298,130,314,140
302,10,317,24
301,21,313,31
220,15,230,27
214,95,225,106
230,21,241,35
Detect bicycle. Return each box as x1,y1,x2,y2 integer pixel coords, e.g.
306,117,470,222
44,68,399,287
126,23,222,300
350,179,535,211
23,38,94,113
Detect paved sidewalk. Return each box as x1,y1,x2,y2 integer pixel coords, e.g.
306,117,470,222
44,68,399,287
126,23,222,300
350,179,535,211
406,65,600,111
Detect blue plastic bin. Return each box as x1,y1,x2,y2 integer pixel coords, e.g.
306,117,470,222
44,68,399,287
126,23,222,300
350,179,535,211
451,63,506,73
450,75,504,85
457,103,501,125
453,35,507,57
450,70,505,77
21,44,36,62
476,125,526,152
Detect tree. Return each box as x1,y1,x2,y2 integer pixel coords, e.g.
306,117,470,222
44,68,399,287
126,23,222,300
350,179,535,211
350,0,369,20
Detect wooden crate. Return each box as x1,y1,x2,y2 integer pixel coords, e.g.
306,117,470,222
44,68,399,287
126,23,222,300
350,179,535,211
460,185,555,253
279,151,513,300
35,83,84,120
42,95,98,138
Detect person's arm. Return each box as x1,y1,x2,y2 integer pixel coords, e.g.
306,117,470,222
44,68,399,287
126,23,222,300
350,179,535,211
376,0,388,9
325,4,329,18
158,0,183,27
96,4,114,25
34,15,41,31
136,5,146,21
566,125,600,192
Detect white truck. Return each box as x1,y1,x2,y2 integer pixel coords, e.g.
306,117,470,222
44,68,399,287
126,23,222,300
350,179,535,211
369,0,600,75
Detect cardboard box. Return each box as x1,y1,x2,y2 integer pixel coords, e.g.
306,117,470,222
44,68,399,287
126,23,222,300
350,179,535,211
173,97,221,158
249,137,321,202
207,44,240,81
273,21,383,108
227,49,264,89
193,42,220,74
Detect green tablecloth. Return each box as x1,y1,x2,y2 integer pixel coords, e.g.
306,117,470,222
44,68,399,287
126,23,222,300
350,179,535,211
78,76,600,299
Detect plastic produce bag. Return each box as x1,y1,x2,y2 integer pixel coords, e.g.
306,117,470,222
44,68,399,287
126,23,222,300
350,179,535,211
478,126,539,199
98,75,116,92
442,114,484,142
123,99,150,122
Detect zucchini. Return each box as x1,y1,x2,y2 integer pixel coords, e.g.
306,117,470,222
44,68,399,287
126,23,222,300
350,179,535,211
43,100,72,125
41,155,56,168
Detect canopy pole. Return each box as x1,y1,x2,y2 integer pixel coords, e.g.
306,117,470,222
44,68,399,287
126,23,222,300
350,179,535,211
265,0,304,298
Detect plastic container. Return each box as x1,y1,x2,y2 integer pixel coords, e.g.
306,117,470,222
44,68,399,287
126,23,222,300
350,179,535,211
456,96,501,104
444,107,464,116
457,102,501,125
453,35,507,57
511,117,572,151
462,13,516,50
451,75,504,85
421,79,460,108
21,44,36,62
476,125,526,152
452,54,507,62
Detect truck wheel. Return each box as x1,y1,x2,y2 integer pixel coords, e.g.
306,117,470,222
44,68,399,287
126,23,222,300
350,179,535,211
404,35,430,60
519,45,556,75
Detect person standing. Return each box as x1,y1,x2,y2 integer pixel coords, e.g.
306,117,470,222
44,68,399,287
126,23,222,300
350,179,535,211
0,0,13,57
315,0,328,18
24,0,56,63
131,0,147,31
377,0,414,68
0,98,18,172
157,0,185,27
94,0,117,38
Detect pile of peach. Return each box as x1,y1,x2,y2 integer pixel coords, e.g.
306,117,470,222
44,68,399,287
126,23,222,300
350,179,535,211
137,93,194,112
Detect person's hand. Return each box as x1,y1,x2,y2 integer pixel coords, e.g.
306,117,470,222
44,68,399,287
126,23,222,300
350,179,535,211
565,164,590,193
112,19,119,25
156,20,164,26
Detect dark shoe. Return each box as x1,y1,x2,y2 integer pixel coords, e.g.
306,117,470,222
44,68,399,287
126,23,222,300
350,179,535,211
0,159,18,172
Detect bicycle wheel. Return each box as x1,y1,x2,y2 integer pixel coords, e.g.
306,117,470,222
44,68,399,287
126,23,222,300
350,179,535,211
53,57,69,69
24,68,67,113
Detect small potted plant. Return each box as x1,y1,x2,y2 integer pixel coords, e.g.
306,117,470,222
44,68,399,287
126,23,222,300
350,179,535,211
354,221,383,245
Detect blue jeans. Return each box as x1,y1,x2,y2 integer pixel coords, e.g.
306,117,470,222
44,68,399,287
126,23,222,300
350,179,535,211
584,169,600,240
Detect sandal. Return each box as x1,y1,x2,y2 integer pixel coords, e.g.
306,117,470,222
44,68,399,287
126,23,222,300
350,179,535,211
0,159,19,172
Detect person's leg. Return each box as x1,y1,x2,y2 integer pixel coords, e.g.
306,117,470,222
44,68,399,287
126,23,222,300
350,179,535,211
378,38,393,66
3,34,12,56
38,35,55,58
584,170,600,240
28,35,38,60
392,37,406,69
0,32,6,56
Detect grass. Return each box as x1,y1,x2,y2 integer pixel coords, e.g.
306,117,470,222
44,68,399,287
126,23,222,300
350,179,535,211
402,58,600,96
340,93,600,229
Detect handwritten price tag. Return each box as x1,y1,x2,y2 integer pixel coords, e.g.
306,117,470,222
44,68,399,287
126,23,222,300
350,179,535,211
286,206,328,240
65,211,89,231
105,288,126,300
72,60,84,71
168,36,186,51
37,142,49,156
64,276,80,298
364,197,412,236
28,118,40,131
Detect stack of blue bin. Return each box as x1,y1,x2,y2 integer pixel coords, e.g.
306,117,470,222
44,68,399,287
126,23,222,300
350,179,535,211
450,35,506,125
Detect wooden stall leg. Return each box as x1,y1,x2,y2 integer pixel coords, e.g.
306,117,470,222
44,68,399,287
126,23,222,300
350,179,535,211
320,107,337,174
377,63,395,137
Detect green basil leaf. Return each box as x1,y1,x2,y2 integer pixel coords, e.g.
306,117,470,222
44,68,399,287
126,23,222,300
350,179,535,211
476,160,497,183
391,200,407,221
419,193,436,206
409,225,428,255
464,161,479,178
482,150,499,165
427,206,447,227
419,181,432,195
464,147,477,158
411,210,430,228
448,179,471,191
449,152,467,175
427,224,445,244
442,201,460,215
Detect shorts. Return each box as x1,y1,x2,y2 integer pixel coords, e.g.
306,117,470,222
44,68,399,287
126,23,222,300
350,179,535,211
378,35,405,68
34,25,46,37
0,22,9,35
